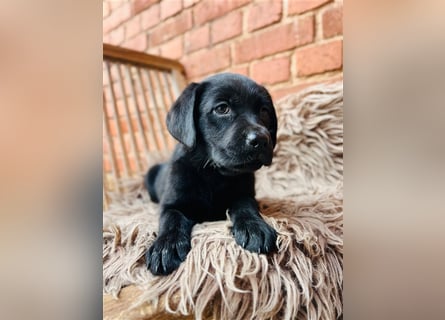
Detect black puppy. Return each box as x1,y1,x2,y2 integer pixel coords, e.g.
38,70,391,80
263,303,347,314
145,73,278,275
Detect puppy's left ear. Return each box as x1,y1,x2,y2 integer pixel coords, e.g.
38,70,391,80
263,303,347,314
166,82,200,149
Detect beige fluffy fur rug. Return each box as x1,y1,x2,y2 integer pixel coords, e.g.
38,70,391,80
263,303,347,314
103,83,343,320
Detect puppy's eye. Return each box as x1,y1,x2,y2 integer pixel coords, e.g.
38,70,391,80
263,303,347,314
214,103,231,115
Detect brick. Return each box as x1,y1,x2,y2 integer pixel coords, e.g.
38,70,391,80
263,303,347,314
103,34,112,44
184,0,201,8
125,17,141,39
147,47,161,55
113,138,123,157
114,93,129,114
123,33,148,52
102,64,108,83
234,15,314,64
184,24,209,53
141,4,160,30
270,76,345,101
103,136,109,154
187,75,203,83
270,83,306,101
140,116,149,132
159,36,184,60
106,27,125,45
296,40,342,76
108,120,122,137
122,118,134,136
131,117,142,133
211,11,242,44
161,0,183,20
132,0,160,15
193,0,250,25
109,1,124,11
111,82,124,100
251,56,290,85
128,155,138,172
181,45,231,78
103,3,132,33
288,0,332,15
103,2,111,18
135,135,146,152
109,138,120,158
247,0,282,32
149,11,192,46
116,157,125,174
104,158,112,172
133,94,144,113
127,98,139,116
103,63,118,89
229,65,249,77
109,65,121,84
322,5,343,38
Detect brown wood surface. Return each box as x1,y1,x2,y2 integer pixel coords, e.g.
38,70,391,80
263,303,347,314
103,43,185,74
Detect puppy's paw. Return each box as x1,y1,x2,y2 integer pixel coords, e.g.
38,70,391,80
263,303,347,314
145,232,191,275
232,218,277,254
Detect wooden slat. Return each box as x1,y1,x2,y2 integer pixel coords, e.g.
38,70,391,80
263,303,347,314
143,69,169,150
116,63,142,173
136,68,160,152
160,72,178,149
105,61,131,179
126,65,150,163
171,69,187,95
160,71,174,109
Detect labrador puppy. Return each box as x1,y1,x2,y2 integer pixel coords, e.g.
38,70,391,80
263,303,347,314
145,73,278,275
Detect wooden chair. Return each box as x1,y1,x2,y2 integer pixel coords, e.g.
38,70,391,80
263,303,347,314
103,44,186,208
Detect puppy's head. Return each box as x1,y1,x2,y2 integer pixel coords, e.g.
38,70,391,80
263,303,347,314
167,73,277,175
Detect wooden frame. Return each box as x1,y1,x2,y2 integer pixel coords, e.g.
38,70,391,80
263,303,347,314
103,43,185,74
103,44,187,207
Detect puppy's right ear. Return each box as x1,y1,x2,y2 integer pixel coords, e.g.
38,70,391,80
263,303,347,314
166,82,200,149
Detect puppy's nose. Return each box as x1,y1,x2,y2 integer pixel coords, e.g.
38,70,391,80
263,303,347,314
246,131,269,149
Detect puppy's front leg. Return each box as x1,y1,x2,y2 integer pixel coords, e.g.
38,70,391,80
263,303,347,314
229,197,277,254
146,209,196,275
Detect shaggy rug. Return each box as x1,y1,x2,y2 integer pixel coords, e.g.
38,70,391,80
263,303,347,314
103,82,343,320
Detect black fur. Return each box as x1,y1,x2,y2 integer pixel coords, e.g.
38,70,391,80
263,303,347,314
145,73,278,275
144,164,162,203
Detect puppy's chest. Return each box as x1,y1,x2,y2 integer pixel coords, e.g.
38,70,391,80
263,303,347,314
202,175,239,206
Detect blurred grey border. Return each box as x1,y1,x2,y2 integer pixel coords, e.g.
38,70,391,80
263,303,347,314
345,0,445,319
0,1,102,319
0,1,444,319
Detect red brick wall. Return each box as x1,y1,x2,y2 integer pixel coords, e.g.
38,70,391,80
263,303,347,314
103,0,343,101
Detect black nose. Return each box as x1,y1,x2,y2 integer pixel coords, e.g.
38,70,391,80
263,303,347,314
246,131,269,149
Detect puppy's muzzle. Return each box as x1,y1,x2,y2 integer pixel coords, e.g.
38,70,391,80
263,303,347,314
246,130,270,149
245,128,273,166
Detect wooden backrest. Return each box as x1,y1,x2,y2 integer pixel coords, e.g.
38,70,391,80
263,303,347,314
103,44,186,207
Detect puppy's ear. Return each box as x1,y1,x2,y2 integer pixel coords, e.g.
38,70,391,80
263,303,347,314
260,85,278,148
166,82,200,149
269,104,278,148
